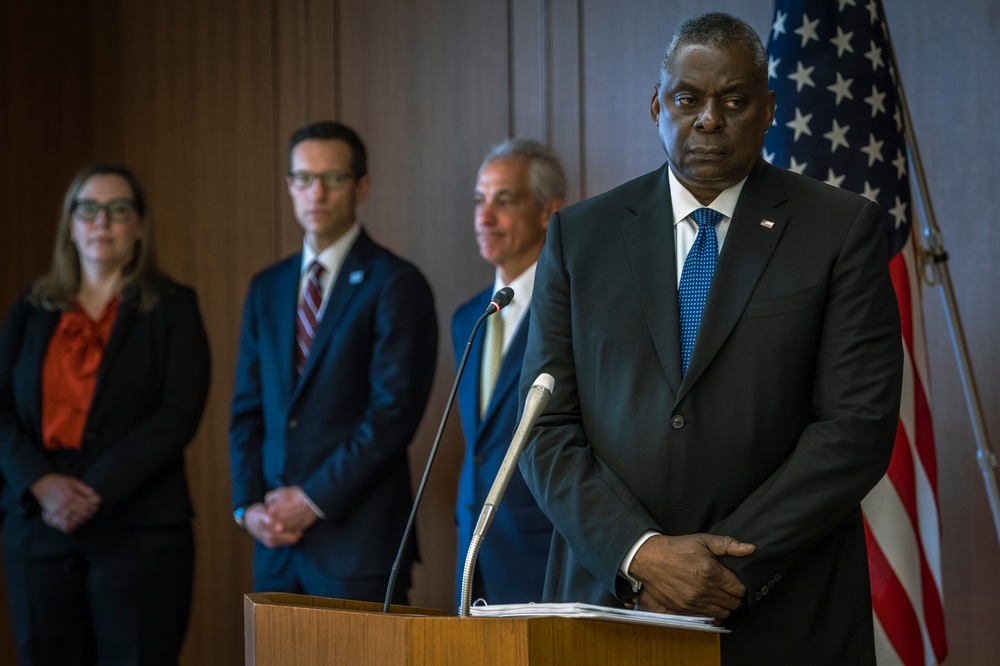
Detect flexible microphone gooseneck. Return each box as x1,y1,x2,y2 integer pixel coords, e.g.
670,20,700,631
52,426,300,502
382,286,514,613
459,372,554,617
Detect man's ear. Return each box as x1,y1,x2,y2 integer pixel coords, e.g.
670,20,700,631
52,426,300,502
355,174,372,203
650,84,662,124
541,198,564,229
763,90,777,131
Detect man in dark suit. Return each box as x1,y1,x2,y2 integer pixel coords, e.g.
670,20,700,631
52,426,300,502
518,13,903,665
452,139,564,606
229,120,438,604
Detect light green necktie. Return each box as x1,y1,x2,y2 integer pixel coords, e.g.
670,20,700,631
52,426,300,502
480,311,504,417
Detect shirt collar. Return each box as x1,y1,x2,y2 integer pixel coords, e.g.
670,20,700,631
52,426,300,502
301,223,361,276
493,261,538,311
667,168,747,225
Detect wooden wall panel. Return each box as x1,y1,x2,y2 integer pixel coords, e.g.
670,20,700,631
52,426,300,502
547,0,583,204
1,1,997,665
81,2,279,663
335,0,513,614
0,2,97,660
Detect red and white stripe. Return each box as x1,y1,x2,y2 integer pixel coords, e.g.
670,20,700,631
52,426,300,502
862,228,947,665
295,262,324,375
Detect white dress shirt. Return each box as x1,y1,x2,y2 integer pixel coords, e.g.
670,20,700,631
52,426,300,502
299,223,362,312
619,171,749,591
491,261,537,355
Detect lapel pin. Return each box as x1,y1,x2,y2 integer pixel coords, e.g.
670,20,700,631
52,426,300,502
349,270,364,284
760,219,775,229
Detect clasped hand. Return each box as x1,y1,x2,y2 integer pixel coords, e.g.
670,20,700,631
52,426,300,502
244,486,319,548
628,533,754,623
31,473,101,534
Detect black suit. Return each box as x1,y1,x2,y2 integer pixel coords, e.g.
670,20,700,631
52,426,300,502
519,160,902,665
0,281,210,665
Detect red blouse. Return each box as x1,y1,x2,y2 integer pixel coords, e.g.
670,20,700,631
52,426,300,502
41,298,120,451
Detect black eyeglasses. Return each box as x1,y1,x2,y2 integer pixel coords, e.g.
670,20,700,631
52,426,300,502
72,199,137,223
286,170,355,191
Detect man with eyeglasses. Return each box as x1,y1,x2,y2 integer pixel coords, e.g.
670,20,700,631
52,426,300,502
229,120,438,604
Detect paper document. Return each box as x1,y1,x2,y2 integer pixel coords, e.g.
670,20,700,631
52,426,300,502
469,602,728,633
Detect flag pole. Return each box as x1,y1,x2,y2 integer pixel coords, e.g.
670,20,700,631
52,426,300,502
883,18,1000,548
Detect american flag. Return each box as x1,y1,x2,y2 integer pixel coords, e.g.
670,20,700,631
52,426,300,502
763,1,947,664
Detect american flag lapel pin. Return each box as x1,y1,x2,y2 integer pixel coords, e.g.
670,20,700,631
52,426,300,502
760,219,775,229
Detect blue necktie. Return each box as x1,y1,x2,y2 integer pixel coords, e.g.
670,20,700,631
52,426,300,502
678,207,723,374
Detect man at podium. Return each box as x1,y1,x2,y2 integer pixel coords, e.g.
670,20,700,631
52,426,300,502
518,12,902,665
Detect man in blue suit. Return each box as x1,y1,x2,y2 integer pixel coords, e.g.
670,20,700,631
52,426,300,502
229,121,438,604
452,139,565,605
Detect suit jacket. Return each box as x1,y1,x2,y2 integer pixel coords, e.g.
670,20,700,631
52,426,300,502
518,160,902,665
452,287,553,605
0,281,210,531
229,229,438,585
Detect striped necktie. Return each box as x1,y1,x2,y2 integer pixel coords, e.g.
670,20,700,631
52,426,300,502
295,261,325,376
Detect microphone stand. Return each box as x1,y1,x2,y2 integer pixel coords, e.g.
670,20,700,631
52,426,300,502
383,288,513,613
459,374,553,617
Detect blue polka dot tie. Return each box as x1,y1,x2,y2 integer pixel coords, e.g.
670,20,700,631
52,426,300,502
678,207,723,375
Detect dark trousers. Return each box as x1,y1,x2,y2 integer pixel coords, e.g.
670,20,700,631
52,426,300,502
2,518,194,666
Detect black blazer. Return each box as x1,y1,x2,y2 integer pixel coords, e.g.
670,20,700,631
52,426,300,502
519,160,902,665
0,281,211,528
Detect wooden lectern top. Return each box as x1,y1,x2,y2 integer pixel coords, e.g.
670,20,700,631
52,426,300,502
245,592,719,666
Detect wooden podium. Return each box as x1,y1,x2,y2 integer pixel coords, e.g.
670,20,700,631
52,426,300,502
244,592,720,665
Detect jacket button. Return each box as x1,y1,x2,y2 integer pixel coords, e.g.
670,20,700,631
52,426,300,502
287,418,299,430
670,415,685,429
474,455,484,465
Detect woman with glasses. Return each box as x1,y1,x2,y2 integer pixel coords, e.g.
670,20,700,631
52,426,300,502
0,163,210,665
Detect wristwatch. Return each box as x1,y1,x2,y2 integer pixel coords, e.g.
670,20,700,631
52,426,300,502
233,505,248,531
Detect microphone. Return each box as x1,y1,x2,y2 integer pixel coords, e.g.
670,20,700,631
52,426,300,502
458,372,554,617
382,287,515,613
488,286,514,314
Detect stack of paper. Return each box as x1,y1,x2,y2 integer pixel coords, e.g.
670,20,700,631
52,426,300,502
469,602,727,633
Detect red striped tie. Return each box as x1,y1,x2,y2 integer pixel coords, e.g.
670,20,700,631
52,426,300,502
295,261,325,376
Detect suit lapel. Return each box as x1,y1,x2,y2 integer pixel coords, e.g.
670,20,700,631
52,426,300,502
679,161,790,394
477,309,529,438
25,307,61,432
456,290,491,440
269,257,302,401
295,231,371,392
91,291,139,412
620,165,684,396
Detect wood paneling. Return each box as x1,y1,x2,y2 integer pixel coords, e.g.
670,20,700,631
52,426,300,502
84,2,278,663
0,1,97,659
1,1,997,665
